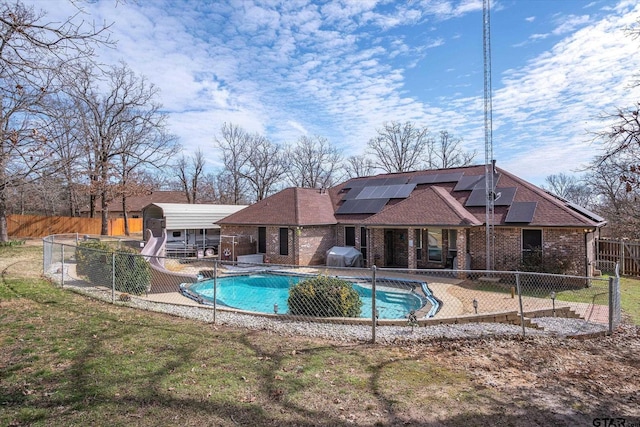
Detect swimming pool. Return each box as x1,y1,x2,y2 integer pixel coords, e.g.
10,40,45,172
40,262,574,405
182,273,433,319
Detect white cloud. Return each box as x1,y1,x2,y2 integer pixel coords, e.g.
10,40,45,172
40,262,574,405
18,0,640,185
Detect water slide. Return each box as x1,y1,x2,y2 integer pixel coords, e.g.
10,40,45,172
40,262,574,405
141,229,167,268
141,229,198,293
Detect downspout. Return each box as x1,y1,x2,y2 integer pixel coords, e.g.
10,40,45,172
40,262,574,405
585,230,589,278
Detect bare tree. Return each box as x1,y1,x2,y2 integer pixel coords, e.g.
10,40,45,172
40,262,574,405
242,134,285,201
542,172,595,208
593,19,640,190
42,95,86,216
367,121,430,173
65,62,170,235
0,1,111,241
285,135,343,188
586,157,640,239
175,148,206,204
594,102,640,190
343,154,376,179
214,123,251,204
428,130,477,169
196,172,220,203
114,117,178,235
214,169,246,204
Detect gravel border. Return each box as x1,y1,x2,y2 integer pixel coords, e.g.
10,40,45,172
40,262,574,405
62,283,609,344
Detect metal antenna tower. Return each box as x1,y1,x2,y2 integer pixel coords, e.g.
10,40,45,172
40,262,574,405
483,0,495,270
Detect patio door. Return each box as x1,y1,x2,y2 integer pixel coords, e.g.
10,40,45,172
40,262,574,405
384,229,408,267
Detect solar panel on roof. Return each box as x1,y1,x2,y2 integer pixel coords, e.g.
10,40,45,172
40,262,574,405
342,186,364,200
393,183,416,198
360,198,389,213
362,178,389,186
505,202,537,223
382,176,410,185
493,187,516,206
454,175,484,191
465,187,516,207
465,188,488,207
566,202,605,223
342,179,369,190
409,174,437,185
336,198,389,214
355,183,416,200
432,172,464,183
453,173,500,191
355,186,380,199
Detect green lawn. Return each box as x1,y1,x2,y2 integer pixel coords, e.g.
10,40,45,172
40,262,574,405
619,276,640,325
466,273,640,325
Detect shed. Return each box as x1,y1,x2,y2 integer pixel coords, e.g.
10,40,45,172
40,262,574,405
142,203,247,256
326,246,364,267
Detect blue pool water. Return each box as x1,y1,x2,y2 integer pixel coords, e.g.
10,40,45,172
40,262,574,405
186,274,426,319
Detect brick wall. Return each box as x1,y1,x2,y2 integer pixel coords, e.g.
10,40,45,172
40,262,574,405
219,224,336,266
370,228,385,267
469,226,589,275
298,225,336,265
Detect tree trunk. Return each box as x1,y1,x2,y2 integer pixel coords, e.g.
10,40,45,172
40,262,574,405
122,195,129,236
0,191,8,242
100,187,109,235
89,194,96,218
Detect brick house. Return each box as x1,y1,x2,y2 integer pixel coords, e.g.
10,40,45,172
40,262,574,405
217,164,606,276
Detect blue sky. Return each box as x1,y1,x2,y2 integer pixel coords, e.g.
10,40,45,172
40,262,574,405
30,0,640,185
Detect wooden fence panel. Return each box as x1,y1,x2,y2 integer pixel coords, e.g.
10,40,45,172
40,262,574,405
108,218,143,236
8,214,101,237
8,214,143,238
597,238,640,276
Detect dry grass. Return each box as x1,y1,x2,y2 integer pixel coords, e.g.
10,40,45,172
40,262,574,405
1,244,639,426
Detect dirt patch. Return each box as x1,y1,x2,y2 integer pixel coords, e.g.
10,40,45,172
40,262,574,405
3,244,640,426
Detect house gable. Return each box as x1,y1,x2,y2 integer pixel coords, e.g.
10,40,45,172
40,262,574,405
218,187,336,227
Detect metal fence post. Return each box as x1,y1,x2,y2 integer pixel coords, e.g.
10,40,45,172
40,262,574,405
111,252,116,304
516,272,525,337
371,265,377,344
213,259,218,325
608,276,614,335
61,245,65,288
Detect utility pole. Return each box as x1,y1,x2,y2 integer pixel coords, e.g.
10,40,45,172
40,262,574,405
483,0,495,271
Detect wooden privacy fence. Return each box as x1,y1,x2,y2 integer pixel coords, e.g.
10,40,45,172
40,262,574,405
8,214,143,238
597,238,640,277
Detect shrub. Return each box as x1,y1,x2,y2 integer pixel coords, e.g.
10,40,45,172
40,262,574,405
76,241,150,295
288,275,362,318
518,248,573,275
76,241,113,286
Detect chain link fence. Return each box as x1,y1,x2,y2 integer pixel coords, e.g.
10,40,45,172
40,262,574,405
43,234,621,342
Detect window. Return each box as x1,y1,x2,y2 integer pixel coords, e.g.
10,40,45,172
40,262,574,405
279,228,289,256
258,227,266,253
360,227,367,260
172,231,182,238
345,226,356,246
428,229,443,262
522,229,542,258
416,229,423,260
448,229,458,256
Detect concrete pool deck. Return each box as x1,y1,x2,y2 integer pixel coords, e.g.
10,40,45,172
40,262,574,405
52,261,609,325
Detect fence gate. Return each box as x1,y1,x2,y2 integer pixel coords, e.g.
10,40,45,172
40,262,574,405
597,238,640,276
